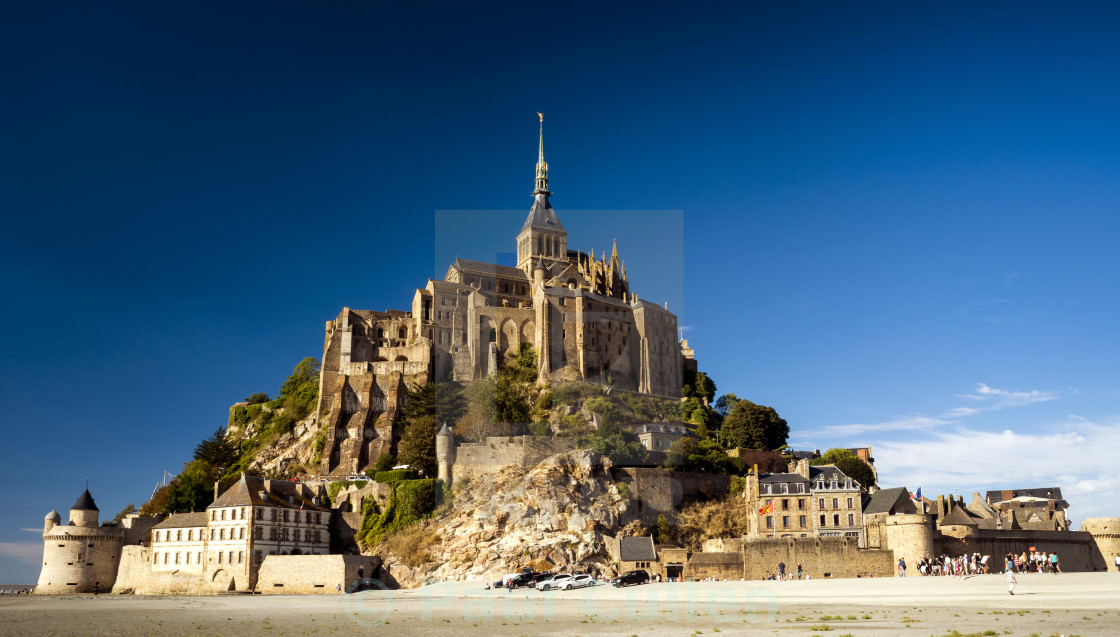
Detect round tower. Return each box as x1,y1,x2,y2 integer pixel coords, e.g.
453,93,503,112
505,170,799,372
69,488,99,528
36,488,124,594
1082,517,1120,572
882,514,935,574
43,509,60,535
436,422,454,483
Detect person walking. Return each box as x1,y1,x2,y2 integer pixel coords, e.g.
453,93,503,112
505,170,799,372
898,557,907,577
778,561,786,580
1050,552,1061,574
1006,568,1017,595
797,563,802,580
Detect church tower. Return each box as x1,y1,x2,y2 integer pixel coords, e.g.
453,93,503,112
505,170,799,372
516,113,567,275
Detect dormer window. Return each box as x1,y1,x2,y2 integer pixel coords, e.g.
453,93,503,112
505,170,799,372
762,484,770,494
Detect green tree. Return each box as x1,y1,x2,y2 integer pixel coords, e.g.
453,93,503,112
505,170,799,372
193,426,239,469
396,415,439,478
401,381,466,425
720,400,789,451
589,416,646,465
654,513,672,544
110,503,137,524
164,460,216,514
244,392,270,404
713,393,740,418
810,448,876,489
664,424,742,474
277,357,321,420
694,372,716,403
373,452,397,473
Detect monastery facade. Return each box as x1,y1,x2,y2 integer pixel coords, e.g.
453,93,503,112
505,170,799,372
316,116,685,476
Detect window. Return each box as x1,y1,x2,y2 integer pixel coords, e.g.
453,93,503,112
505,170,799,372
820,515,826,526
833,514,840,527
780,483,788,494
187,530,192,541
831,480,838,489
847,497,853,509
240,507,246,519
799,515,806,528
175,552,180,564
221,509,226,521
176,530,181,541
239,527,245,540
818,498,825,510
186,553,191,565
765,516,773,529
781,499,789,511
219,528,224,540
153,553,159,564
762,484,770,494
271,510,277,521
782,516,789,528
848,514,855,526
796,483,805,493
283,511,289,522
306,512,312,524
164,553,169,565
315,513,321,524
831,498,838,509
256,509,262,520
238,551,243,564
197,552,201,563
154,531,160,542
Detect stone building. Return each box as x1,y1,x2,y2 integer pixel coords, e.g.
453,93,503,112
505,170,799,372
316,116,686,476
984,487,1070,531
744,460,865,546
145,475,331,592
35,488,160,594
633,423,695,453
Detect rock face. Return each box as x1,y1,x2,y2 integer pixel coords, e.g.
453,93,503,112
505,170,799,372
383,449,640,588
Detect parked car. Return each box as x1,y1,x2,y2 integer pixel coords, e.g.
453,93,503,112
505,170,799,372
612,570,650,587
509,573,538,588
559,574,596,590
535,573,573,591
529,573,553,585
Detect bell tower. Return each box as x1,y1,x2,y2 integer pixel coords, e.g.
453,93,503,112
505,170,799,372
516,113,567,275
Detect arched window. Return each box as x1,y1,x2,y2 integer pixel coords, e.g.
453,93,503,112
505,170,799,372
398,327,407,339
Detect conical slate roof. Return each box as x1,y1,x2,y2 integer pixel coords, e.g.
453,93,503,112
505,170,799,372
521,195,565,233
437,422,453,436
71,488,98,511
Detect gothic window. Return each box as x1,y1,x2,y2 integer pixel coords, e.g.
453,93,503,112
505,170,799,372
399,327,407,339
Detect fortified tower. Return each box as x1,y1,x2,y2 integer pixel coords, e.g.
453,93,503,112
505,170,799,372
1082,517,1120,571
436,422,455,483
36,488,125,594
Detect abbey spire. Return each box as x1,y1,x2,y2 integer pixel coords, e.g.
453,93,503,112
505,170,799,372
533,112,550,196
517,113,567,272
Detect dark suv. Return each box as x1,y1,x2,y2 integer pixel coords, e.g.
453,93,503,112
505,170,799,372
612,569,650,587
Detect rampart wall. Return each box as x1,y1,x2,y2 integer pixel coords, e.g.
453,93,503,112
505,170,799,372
451,436,577,482
1082,518,1120,572
742,537,895,579
256,555,381,594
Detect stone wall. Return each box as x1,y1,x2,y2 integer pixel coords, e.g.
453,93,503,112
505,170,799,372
612,468,731,525
935,529,1099,572
256,555,381,594
113,546,206,595
451,436,577,482
741,537,895,580
36,527,124,594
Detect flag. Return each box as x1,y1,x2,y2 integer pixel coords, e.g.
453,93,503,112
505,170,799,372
911,487,922,501
758,501,773,515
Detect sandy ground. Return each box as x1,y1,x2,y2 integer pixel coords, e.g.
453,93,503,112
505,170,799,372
2,572,1118,637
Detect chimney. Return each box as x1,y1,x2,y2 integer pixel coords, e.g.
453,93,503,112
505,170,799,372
936,494,946,518
797,458,810,479
214,481,220,501
264,479,274,494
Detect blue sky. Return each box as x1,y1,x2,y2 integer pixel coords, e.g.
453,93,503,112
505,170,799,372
3,2,1120,583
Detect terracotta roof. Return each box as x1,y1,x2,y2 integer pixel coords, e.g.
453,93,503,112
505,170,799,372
619,536,656,562
153,512,208,529
209,475,328,511
71,489,98,512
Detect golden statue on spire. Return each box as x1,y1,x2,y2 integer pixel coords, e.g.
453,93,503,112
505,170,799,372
537,112,544,122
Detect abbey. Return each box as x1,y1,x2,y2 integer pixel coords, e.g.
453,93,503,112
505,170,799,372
316,117,685,476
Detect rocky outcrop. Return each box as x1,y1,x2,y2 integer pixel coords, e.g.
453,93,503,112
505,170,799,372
382,449,642,588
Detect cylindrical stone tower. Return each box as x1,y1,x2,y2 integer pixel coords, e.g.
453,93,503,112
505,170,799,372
882,514,935,575
436,422,454,483
1082,518,1120,572
36,488,124,594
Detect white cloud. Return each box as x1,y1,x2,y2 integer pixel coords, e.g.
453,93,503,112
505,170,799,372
806,415,950,437
963,383,1057,407
19,528,41,534
873,418,1120,523
0,542,43,568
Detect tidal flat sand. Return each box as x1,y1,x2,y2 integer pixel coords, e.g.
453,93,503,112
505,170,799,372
3,572,1118,636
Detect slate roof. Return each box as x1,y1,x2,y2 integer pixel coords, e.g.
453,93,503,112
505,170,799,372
152,511,208,530
209,475,328,511
808,465,855,486
986,487,1063,503
633,423,694,437
758,472,809,485
862,487,910,515
451,258,528,280
790,450,819,461
521,195,565,233
940,506,979,527
71,489,98,511
619,536,657,562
